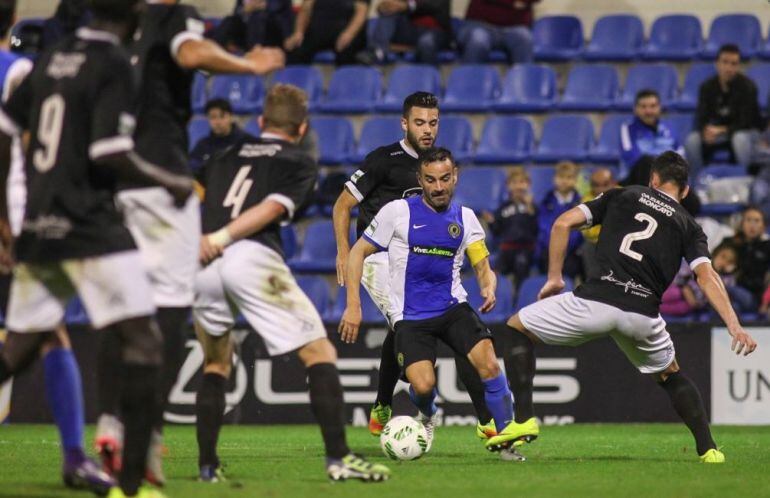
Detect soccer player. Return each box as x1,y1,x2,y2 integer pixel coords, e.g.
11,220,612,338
0,0,194,496
193,84,391,483
333,92,494,439
503,151,758,461
340,148,515,453
95,0,285,483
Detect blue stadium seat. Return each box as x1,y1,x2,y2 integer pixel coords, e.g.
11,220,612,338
318,66,382,113
675,63,716,111
514,275,573,312
290,220,353,273
589,114,632,164
533,115,595,163
462,274,515,322
208,75,264,114
312,51,336,64
702,14,761,59
442,65,501,112
494,64,557,113
349,117,402,164
281,225,298,260
641,15,703,61
662,114,695,144
271,66,323,111
191,72,208,114
327,286,387,323
311,117,354,165
454,168,508,213
295,275,332,317
584,14,644,61
434,116,474,163
747,64,770,110
558,64,619,111
376,65,441,112
243,118,261,137
187,116,210,152
616,63,678,111
762,26,770,60
528,166,556,204
533,16,584,61
474,117,534,164
695,164,751,216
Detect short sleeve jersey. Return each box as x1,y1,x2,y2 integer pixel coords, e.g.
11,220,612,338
345,140,422,238
0,28,137,263
574,185,711,317
198,135,317,258
363,196,486,323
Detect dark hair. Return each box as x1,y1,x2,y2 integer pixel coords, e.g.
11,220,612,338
403,91,438,118
204,98,233,114
650,151,689,192
0,0,15,39
712,242,738,259
634,88,660,105
419,147,455,170
88,0,139,22
742,205,766,224
717,43,741,59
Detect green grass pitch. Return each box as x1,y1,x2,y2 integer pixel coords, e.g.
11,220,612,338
1,424,769,498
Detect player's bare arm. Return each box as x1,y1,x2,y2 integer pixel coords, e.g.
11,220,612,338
339,237,378,343
284,0,313,51
336,1,368,52
693,262,758,356
96,151,193,205
176,38,285,75
332,189,360,286
469,243,496,313
539,206,588,300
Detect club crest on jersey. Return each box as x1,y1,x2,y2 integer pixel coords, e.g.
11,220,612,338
448,223,461,238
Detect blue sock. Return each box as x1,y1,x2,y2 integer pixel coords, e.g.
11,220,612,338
408,385,437,418
43,348,85,461
483,373,514,432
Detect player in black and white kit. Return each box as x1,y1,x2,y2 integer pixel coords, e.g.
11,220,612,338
0,1,193,496
193,85,390,483
333,92,494,439
95,0,285,483
502,151,757,462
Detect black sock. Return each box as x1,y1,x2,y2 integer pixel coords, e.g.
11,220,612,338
97,328,123,417
0,356,10,384
454,353,493,423
374,329,399,407
155,306,190,430
504,326,536,423
307,363,349,459
120,365,159,496
658,372,716,455
196,372,226,468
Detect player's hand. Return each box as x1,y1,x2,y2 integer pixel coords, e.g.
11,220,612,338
335,250,348,287
165,176,194,208
338,305,362,344
478,286,496,313
283,32,304,51
729,327,758,356
537,277,565,300
245,46,285,74
335,30,356,53
199,234,224,265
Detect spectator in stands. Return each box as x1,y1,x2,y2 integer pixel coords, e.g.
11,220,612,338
580,168,616,279
660,262,706,317
359,0,452,64
284,0,368,65
190,99,252,175
209,0,294,52
684,44,762,171
42,0,91,49
620,89,683,185
536,161,583,279
721,206,770,311
710,243,755,313
457,0,536,64
482,166,538,288
749,97,770,219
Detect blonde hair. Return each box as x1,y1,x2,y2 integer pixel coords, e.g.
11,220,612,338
507,166,530,183
262,84,308,137
555,161,579,178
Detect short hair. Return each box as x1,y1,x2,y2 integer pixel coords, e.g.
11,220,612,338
634,89,660,105
507,166,530,183
204,98,233,115
0,0,15,39
712,242,738,259
419,147,455,170
88,0,140,22
650,151,689,192
403,91,438,118
555,161,579,178
261,84,308,137
717,43,741,59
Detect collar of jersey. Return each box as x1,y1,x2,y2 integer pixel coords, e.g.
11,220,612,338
399,139,418,159
260,132,286,141
76,27,119,45
654,188,678,202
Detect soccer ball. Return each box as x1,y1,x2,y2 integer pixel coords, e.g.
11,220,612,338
379,416,429,461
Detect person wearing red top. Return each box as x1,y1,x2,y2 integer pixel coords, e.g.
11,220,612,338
458,0,536,63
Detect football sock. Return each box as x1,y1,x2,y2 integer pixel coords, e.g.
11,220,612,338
307,363,350,459
505,327,536,423
196,372,226,468
120,365,159,496
408,385,438,418
155,306,191,430
96,328,123,417
0,356,9,384
658,372,716,455
454,353,493,423
482,373,514,432
374,329,399,407
43,348,85,463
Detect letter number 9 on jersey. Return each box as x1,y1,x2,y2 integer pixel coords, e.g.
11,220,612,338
33,94,65,173
223,166,253,218
619,213,658,261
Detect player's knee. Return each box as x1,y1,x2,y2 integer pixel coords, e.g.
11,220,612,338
654,359,680,383
476,358,501,380
115,316,163,366
410,377,435,396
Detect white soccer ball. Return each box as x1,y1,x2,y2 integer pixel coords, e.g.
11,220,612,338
379,416,429,461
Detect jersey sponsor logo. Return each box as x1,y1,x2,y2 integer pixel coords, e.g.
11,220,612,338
22,215,73,239
390,150,404,156
411,245,455,258
448,223,461,239
638,192,674,217
412,224,426,229
350,169,364,183
46,53,87,79
599,270,653,298
238,143,282,158
365,219,378,237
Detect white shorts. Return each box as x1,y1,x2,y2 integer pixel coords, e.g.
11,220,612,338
361,251,394,327
116,186,201,307
6,251,156,332
518,292,675,374
193,240,327,356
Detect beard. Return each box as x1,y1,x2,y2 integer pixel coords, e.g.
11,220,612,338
406,129,435,155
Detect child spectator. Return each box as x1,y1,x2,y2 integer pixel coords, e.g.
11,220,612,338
721,207,770,310
710,243,755,313
660,262,706,316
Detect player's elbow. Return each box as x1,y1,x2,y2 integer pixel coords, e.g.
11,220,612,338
175,40,205,70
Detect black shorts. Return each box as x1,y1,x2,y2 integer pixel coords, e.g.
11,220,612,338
394,303,493,372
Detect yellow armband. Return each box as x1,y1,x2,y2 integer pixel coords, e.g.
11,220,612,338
466,239,490,266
